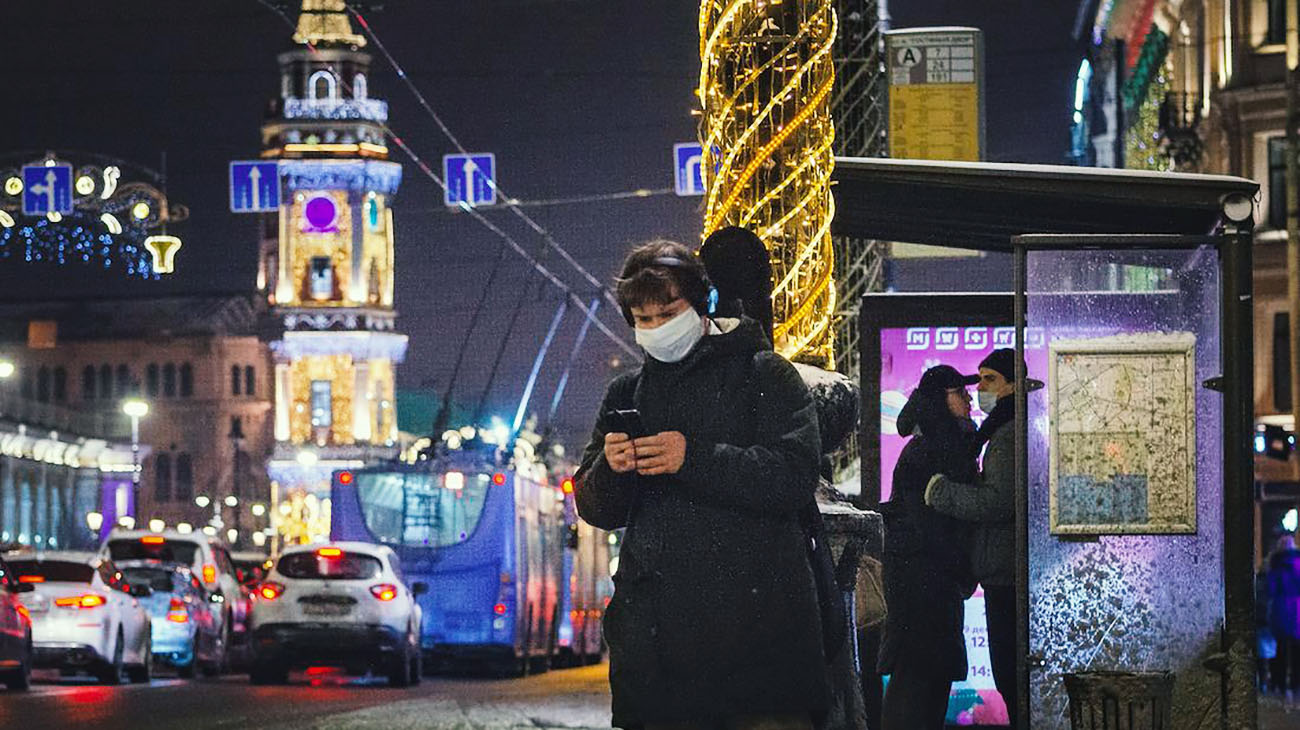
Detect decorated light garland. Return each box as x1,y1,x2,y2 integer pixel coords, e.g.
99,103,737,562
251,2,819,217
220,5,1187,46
0,153,187,277
699,0,838,366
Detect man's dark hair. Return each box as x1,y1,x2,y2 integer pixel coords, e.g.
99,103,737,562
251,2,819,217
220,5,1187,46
615,240,711,325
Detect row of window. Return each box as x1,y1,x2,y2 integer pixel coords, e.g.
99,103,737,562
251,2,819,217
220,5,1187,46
232,365,257,397
83,363,193,401
22,363,260,404
154,453,194,502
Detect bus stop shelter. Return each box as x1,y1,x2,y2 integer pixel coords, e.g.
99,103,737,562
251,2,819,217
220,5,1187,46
834,158,1258,729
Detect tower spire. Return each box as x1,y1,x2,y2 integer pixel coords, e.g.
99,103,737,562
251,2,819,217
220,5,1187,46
293,0,366,48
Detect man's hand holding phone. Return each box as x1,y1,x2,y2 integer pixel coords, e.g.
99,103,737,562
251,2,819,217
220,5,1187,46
603,432,638,473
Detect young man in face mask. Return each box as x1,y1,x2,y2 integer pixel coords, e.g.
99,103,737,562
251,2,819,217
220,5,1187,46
573,240,829,730
923,348,1035,728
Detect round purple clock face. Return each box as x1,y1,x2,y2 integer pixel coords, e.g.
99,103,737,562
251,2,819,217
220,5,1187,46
303,195,339,231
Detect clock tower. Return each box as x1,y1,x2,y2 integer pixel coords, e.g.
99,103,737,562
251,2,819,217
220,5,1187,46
260,0,407,546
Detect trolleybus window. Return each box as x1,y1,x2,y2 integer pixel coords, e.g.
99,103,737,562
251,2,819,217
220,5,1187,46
354,471,491,547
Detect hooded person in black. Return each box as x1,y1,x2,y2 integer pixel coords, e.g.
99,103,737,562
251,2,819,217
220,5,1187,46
574,240,829,730
878,365,979,730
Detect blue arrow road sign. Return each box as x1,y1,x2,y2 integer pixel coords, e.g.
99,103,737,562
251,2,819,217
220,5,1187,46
674,143,709,197
22,164,73,216
443,153,496,207
229,161,280,213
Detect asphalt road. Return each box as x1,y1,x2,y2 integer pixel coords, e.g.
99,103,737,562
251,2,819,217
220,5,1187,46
0,663,613,730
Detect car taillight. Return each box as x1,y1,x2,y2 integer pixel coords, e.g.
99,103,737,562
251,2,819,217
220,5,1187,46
369,584,398,601
202,564,217,584
167,597,189,623
259,582,285,600
55,594,107,609
317,547,342,558
17,575,44,583
140,536,165,545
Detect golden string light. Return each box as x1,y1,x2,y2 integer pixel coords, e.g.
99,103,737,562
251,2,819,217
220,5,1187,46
699,0,838,366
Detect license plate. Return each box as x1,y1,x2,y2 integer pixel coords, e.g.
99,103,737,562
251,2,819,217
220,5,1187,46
302,603,351,617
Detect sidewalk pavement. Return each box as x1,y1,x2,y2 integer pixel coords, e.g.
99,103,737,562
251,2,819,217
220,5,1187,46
1260,693,1300,729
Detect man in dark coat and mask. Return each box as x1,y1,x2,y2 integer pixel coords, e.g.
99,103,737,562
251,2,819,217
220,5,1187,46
924,348,1037,727
575,240,829,730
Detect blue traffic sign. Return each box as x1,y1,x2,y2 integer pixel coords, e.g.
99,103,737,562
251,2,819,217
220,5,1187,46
229,161,280,213
443,153,496,207
22,164,73,216
674,143,712,197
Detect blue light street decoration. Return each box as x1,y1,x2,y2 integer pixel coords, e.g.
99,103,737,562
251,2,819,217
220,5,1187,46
22,164,73,215
229,161,281,213
443,153,496,207
0,152,188,278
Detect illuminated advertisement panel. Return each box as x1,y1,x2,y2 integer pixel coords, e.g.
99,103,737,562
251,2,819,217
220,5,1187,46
879,325,1010,725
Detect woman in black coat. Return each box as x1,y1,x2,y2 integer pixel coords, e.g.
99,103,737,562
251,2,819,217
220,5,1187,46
575,240,829,730
877,365,979,730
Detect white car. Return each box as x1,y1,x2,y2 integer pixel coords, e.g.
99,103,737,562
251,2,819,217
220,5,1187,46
248,542,426,686
100,530,244,669
8,552,153,684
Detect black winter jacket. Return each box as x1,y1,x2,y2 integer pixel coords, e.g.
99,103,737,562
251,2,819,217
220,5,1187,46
877,389,978,682
575,318,829,726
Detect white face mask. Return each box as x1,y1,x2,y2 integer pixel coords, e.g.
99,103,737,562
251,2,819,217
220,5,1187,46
977,390,999,414
635,307,704,363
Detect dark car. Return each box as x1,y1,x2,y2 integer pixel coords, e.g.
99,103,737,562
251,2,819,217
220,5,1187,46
0,554,34,690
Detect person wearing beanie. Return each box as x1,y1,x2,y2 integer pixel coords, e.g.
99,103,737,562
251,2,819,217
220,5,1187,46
923,347,1037,727
878,364,980,730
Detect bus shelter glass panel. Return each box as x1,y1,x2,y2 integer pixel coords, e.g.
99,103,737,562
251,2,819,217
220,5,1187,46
1024,246,1223,728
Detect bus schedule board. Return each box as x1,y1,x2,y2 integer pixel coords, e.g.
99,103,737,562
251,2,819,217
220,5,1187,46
885,27,984,162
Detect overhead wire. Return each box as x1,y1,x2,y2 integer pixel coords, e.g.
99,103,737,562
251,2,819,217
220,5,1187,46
346,4,625,316
250,0,637,362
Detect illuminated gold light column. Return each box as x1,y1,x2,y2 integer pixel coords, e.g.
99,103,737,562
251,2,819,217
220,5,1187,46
699,0,838,366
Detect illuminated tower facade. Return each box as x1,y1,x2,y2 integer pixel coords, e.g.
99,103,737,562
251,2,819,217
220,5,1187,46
260,0,407,546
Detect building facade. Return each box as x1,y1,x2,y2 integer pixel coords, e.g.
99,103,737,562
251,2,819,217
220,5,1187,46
0,295,273,549
1071,0,1298,561
259,0,408,547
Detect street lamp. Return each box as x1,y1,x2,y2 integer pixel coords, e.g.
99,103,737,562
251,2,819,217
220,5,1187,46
122,398,149,520
0,359,14,379
228,417,245,548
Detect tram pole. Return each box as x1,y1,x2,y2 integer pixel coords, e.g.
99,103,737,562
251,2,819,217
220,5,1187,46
1288,0,1300,481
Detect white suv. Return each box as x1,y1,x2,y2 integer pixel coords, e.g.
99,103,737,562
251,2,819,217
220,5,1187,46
9,552,153,684
99,530,244,672
248,542,425,686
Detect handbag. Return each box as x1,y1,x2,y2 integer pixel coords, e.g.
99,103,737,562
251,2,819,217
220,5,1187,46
801,500,848,661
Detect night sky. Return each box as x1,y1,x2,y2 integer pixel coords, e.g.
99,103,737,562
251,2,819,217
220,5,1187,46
0,1,1077,448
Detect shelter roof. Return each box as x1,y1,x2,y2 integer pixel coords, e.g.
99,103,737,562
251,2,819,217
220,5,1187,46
831,158,1259,252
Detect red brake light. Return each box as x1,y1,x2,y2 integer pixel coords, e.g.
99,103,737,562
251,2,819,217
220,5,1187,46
493,603,507,615
140,536,165,545
369,584,398,601
492,473,506,486
318,547,342,558
17,575,44,583
202,564,217,584
55,594,107,609
167,597,189,623
259,582,285,600
339,471,354,485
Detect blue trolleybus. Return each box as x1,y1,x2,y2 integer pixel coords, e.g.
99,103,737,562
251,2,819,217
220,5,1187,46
330,449,611,674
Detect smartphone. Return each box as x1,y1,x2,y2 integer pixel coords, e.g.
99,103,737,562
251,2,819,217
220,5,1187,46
605,408,646,438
